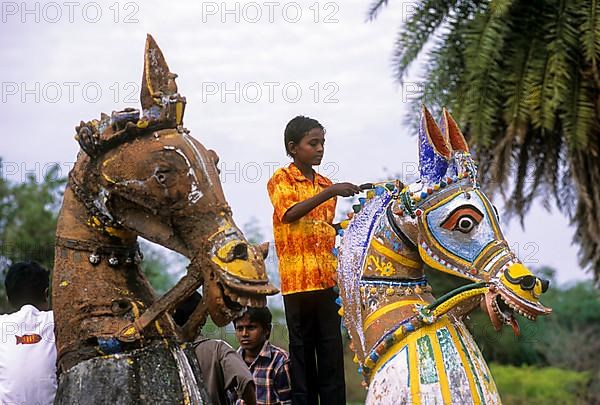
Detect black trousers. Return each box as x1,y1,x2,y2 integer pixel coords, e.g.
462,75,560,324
283,288,346,405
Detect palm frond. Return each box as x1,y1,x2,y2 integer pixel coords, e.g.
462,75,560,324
391,0,461,81
560,58,596,149
366,0,389,21
580,0,600,66
490,0,515,16
503,38,536,143
460,8,511,145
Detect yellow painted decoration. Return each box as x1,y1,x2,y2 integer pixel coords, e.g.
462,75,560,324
211,256,260,281
175,102,184,124
154,320,164,336
366,255,396,277
500,263,542,301
338,307,344,317
340,220,349,229
105,225,135,240
59,280,69,287
131,301,140,319
121,326,137,337
101,157,117,183
430,326,453,404
363,299,427,330
432,287,488,317
408,339,420,401
371,239,421,269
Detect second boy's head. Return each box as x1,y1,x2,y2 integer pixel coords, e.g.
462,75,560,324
234,306,272,353
284,116,326,166
5,261,50,311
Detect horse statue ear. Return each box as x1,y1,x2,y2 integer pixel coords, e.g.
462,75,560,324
419,105,452,184
440,107,469,152
439,107,479,184
140,34,185,125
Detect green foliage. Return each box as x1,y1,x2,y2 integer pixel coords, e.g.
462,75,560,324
369,0,600,281
139,242,175,295
0,162,65,270
490,363,590,404
0,161,66,313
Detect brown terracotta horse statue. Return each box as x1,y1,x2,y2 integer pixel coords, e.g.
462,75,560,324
52,35,277,403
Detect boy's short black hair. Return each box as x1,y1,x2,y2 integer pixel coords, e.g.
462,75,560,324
5,261,50,308
234,306,272,332
284,115,325,157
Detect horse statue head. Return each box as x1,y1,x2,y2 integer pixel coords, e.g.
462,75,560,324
53,35,278,382
336,106,551,403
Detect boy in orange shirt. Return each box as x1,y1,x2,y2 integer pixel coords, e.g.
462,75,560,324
267,116,359,404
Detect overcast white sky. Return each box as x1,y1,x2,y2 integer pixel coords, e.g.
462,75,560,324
0,0,590,284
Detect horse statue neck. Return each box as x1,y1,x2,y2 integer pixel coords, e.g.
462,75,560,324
53,178,176,372
339,175,507,359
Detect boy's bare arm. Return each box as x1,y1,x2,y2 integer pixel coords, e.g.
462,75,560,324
282,182,360,223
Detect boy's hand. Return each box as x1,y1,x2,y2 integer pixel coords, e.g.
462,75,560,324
328,182,361,197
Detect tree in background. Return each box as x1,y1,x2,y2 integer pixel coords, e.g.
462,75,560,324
0,161,65,313
368,0,600,282
0,162,65,270
139,241,175,295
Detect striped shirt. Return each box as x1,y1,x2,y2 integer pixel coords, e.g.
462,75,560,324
267,163,337,295
238,341,292,405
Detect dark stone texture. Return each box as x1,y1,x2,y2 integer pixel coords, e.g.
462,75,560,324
55,340,209,405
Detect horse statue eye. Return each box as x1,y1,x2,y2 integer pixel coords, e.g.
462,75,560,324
441,205,483,233
154,168,172,184
455,216,475,233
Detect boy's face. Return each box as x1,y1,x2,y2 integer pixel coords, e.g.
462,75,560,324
289,128,325,166
235,314,269,353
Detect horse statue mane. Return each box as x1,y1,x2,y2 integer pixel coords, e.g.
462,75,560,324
52,34,278,403
336,106,552,404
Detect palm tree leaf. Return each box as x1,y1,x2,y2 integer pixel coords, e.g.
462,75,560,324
366,0,389,21
490,0,515,16
392,0,462,81
580,0,600,66
461,7,511,145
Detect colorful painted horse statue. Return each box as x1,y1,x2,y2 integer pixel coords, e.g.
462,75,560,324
52,35,278,404
336,106,552,404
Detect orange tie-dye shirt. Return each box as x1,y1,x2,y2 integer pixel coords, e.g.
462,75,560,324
267,163,337,295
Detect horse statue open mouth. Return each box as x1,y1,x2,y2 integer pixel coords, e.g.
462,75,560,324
52,35,278,403
336,106,551,404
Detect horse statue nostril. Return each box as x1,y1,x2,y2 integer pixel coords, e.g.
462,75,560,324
541,278,550,293
232,243,249,261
